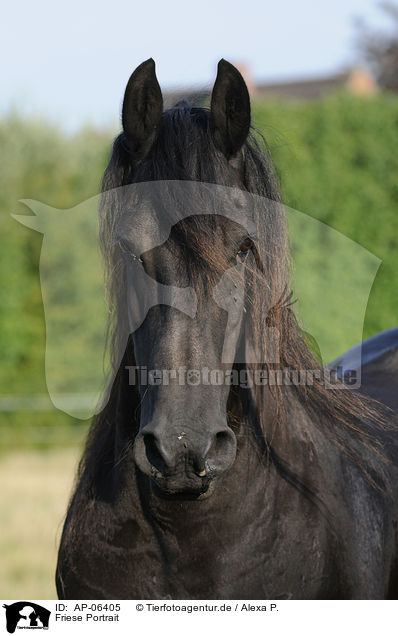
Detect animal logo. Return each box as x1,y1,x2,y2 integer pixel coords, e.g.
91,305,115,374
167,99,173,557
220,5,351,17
2,602,50,633
13,182,379,417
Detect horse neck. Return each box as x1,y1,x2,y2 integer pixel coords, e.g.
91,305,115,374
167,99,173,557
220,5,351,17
99,354,339,530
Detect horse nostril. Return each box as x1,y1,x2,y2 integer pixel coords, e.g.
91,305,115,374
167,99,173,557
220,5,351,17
143,433,167,475
206,429,237,473
210,431,233,456
214,431,232,453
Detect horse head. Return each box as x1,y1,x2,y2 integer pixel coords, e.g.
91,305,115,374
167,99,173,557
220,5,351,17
105,59,277,498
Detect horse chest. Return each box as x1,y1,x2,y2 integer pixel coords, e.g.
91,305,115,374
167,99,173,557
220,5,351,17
137,487,335,599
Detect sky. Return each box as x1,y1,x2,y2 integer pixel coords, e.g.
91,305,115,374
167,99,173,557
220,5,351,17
0,0,391,131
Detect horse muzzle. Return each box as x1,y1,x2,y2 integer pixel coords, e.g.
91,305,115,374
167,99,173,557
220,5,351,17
132,421,237,497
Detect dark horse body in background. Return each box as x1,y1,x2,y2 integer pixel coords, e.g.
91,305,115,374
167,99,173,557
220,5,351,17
56,59,398,599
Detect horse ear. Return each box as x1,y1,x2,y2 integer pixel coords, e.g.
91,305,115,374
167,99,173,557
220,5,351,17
122,58,163,156
210,59,251,159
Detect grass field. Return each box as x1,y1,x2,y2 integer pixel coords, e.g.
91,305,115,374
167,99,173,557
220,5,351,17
0,448,81,599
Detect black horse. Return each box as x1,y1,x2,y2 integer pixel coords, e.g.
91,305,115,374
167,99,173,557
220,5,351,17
56,59,398,599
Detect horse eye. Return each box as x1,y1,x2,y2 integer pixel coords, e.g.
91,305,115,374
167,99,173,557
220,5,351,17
238,238,253,254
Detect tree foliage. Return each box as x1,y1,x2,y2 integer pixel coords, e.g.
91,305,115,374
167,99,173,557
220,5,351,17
355,2,398,91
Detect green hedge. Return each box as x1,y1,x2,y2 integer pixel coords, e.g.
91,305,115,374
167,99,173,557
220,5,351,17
253,92,398,339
